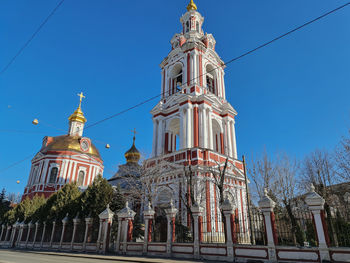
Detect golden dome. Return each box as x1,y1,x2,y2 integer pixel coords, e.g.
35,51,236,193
124,136,140,163
68,106,86,123
187,0,197,11
41,135,101,158
68,92,87,123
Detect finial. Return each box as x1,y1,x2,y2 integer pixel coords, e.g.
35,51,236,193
125,201,129,209
187,0,197,11
132,128,137,145
310,183,315,192
106,204,110,210
77,92,85,108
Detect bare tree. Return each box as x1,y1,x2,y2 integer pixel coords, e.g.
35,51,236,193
247,149,278,202
335,130,350,181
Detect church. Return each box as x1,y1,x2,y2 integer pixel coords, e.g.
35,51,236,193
22,94,104,200
21,0,249,240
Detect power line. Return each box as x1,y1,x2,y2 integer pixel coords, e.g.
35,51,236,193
0,0,65,76
85,1,350,130
1,2,350,175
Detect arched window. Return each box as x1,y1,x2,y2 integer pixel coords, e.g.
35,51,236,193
77,170,85,186
206,64,217,96
49,167,58,184
170,64,183,95
196,22,199,33
186,21,189,32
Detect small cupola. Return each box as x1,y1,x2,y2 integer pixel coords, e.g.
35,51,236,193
124,132,140,164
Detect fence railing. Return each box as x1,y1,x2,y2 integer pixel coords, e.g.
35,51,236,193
275,209,317,247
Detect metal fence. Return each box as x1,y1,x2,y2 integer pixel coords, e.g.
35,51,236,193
326,208,350,247
201,216,226,243
275,208,317,247
175,219,193,243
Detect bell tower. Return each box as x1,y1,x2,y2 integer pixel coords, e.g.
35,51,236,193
68,92,87,137
151,0,237,159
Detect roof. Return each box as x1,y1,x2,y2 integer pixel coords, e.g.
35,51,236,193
40,135,101,159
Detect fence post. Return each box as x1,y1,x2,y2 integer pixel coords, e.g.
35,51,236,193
26,221,33,247
5,225,11,242
305,184,330,262
165,199,178,257
117,201,136,254
258,189,277,262
221,199,234,262
0,224,5,242
10,220,19,247
143,202,155,254
71,213,80,250
40,222,46,248
83,216,93,251
60,214,69,248
98,204,115,254
50,220,56,247
191,203,204,259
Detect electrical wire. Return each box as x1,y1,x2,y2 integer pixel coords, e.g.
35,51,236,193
1,2,349,175
0,0,65,76
84,1,350,130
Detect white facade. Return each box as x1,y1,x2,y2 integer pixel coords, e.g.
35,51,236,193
147,3,248,240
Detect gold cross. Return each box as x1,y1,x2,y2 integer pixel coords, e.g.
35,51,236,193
77,92,85,107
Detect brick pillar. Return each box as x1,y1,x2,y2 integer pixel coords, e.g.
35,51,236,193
221,199,234,262
60,214,69,248
143,202,155,253
117,201,136,254
98,204,115,254
305,184,330,262
191,203,203,259
83,216,92,251
71,214,80,250
165,199,178,256
258,189,277,262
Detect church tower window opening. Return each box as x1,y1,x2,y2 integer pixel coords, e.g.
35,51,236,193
196,21,199,33
170,64,183,95
48,167,58,184
206,64,217,96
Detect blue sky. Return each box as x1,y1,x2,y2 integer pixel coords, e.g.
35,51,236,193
1,0,350,195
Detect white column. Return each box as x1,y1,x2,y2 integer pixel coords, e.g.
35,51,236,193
185,105,193,148
208,109,213,150
198,107,203,148
151,118,157,157
231,121,237,159
180,108,185,149
193,52,198,86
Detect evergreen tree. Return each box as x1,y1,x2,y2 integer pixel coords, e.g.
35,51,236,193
79,175,114,218
0,188,11,223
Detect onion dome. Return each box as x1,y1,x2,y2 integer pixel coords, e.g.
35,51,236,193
124,136,140,163
187,0,197,11
40,135,101,158
68,92,87,123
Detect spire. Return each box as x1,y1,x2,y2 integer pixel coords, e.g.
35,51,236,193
68,92,87,124
124,129,140,163
187,0,197,11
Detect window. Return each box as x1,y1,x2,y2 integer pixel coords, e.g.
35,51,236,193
49,167,58,184
77,170,85,186
196,22,199,33
186,21,189,32
206,75,215,94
